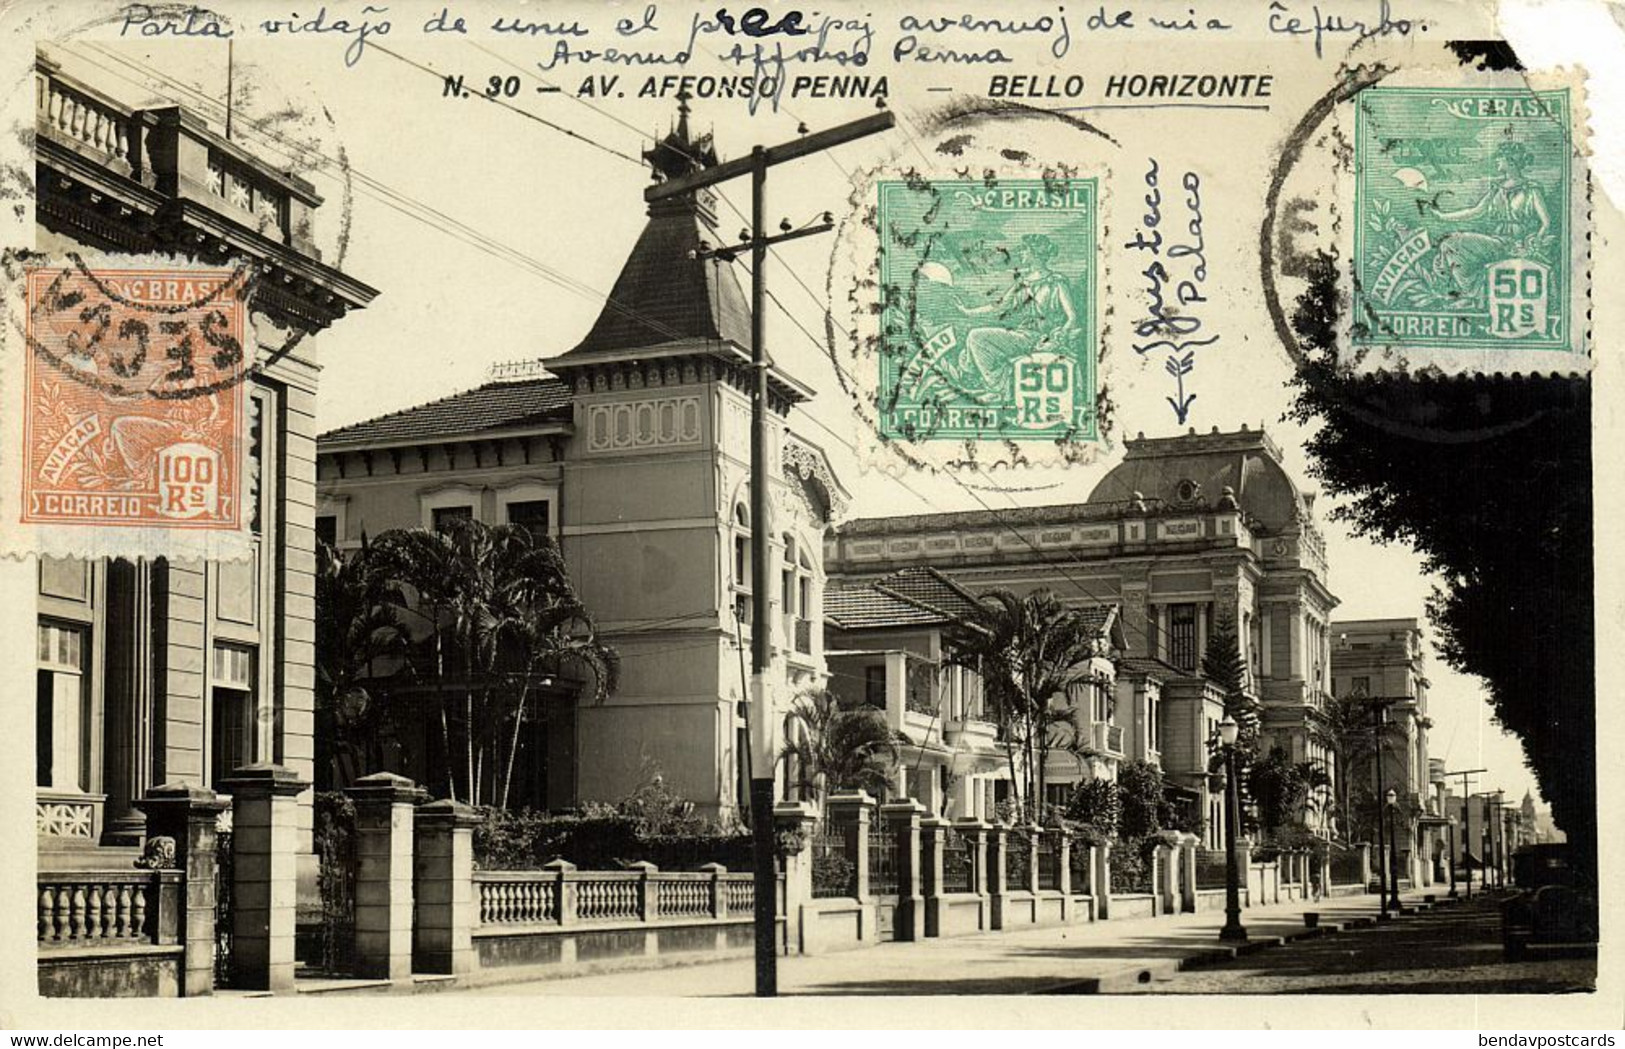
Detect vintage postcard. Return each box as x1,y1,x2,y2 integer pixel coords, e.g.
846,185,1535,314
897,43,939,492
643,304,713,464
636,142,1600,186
0,0,1617,1034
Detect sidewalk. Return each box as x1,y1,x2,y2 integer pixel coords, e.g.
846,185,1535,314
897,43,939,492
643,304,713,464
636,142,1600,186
461,889,1460,996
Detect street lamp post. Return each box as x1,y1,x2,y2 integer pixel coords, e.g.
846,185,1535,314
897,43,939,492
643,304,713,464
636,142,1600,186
1217,715,1247,943
1447,820,1458,899
1370,702,1392,919
1385,787,1402,912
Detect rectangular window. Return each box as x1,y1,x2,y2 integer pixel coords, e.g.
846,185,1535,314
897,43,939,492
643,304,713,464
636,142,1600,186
864,665,886,708
211,645,256,791
315,514,337,548
36,622,87,790
1353,675,1371,696
432,505,473,533
797,577,810,620
505,499,550,540
1169,602,1198,672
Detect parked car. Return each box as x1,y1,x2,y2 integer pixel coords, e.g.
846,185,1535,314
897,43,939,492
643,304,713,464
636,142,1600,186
1501,844,1597,960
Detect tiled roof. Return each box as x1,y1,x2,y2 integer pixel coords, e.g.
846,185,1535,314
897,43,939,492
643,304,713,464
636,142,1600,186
1075,604,1116,635
824,583,951,631
1116,656,1193,679
319,377,572,449
871,567,983,621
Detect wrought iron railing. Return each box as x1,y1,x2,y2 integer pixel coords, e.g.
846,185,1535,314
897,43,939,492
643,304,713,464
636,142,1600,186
1195,849,1230,891
214,830,234,986
868,823,899,897
941,828,973,894
1004,832,1031,889
810,820,854,899
315,798,357,975
1069,839,1093,894
1110,845,1155,894
1329,846,1365,886
1036,833,1062,891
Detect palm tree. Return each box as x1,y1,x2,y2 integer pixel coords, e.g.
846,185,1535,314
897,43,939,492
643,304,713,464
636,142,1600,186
780,690,901,805
944,589,1108,820
314,535,407,788
366,519,617,806
1309,690,1407,843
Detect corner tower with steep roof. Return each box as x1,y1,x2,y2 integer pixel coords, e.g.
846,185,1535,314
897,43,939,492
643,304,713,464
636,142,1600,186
318,100,847,818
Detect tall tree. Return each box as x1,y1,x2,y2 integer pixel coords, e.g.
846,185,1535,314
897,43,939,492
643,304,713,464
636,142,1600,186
780,690,901,804
944,589,1108,819
1285,249,1593,878
313,536,406,788
1308,690,1407,843
366,519,617,806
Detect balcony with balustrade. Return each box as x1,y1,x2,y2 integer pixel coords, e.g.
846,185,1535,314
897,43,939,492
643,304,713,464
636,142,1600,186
34,54,375,331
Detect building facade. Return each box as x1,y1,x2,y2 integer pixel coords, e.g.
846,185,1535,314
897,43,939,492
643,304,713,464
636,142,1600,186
316,110,845,818
31,54,377,877
825,425,1342,837
1330,617,1444,885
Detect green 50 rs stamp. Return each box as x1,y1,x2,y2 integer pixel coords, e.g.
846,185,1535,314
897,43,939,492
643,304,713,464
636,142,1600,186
877,178,1097,443
1353,84,1583,357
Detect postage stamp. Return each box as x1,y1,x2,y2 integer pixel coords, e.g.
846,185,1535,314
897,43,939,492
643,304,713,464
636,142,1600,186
3,260,252,554
1347,76,1589,369
876,178,1098,445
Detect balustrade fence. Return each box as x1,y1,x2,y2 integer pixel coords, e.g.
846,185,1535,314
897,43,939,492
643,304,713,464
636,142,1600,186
38,871,170,947
474,868,756,929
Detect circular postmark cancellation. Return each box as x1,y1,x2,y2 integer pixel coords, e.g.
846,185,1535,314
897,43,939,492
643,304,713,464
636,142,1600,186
826,102,1118,478
1259,33,1592,445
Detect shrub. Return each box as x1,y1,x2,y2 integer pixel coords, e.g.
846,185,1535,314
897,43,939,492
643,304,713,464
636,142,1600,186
811,851,855,897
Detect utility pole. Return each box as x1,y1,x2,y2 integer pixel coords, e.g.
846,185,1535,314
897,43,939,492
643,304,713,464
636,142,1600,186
646,106,894,998
1446,769,1484,896
1445,768,1485,897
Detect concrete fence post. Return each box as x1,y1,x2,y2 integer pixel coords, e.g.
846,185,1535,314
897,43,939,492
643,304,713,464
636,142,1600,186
1156,840,1177,916
1055,829,1072,896
545,859,577,926
699,862,727,919
413,798,479,977
773,800,817,952
881,800,925,942
345,772,425,982
1179,833,1199,913
826,791,874,899
220,764,308,993
1023,825,1041,896
137,781,229,997
1095,841,1112,920
627,861,659,922
919,816,947,938
987,823,1010,929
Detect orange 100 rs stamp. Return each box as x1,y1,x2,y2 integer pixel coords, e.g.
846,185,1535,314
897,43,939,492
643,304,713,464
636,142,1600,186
21,264,247,531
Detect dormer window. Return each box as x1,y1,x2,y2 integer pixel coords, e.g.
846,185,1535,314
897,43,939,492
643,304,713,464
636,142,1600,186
1175,479,1200,503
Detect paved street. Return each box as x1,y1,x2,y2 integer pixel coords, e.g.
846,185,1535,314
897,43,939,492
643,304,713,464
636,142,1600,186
447,890,1585,997
1137,893,1597,995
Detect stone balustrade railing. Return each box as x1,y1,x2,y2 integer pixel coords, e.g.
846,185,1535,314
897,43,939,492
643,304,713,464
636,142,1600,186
38,870,179,948
474,863,755,929
36,70,135,174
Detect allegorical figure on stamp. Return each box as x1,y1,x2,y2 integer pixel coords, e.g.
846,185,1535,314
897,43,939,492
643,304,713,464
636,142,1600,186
1427,140,1553,303
914,233,1082,402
